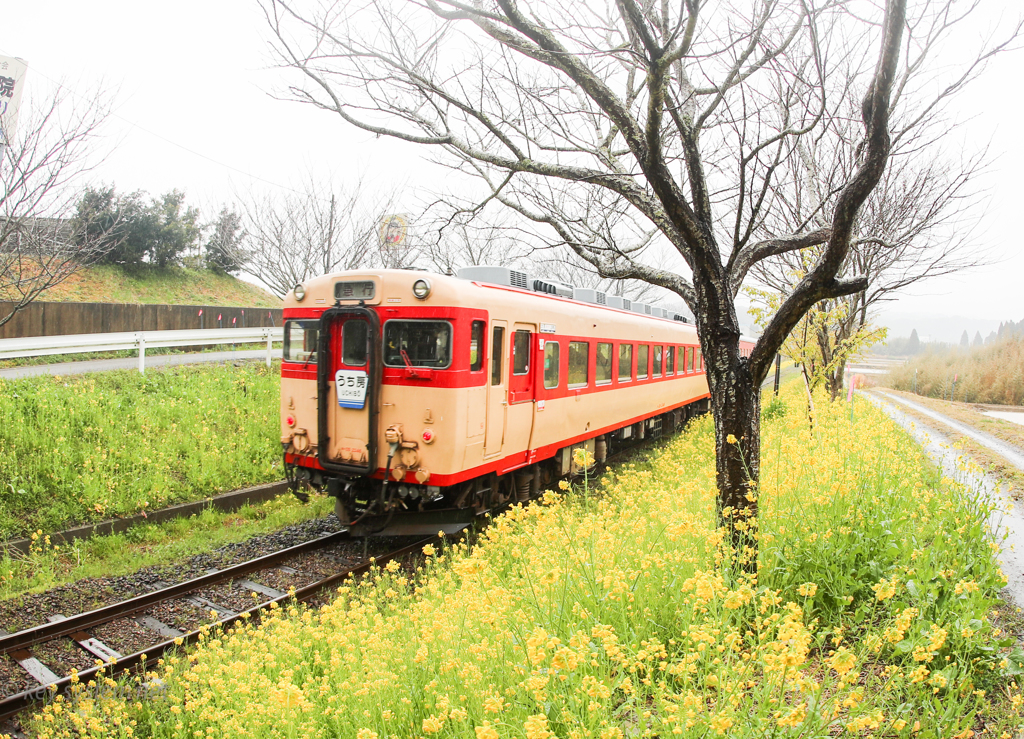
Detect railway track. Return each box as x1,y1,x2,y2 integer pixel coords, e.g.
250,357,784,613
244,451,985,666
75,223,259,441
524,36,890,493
0,529,438,725
0,418,694,729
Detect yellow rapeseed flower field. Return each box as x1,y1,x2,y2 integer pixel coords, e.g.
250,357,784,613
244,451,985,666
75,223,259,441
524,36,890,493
26,386,1024,738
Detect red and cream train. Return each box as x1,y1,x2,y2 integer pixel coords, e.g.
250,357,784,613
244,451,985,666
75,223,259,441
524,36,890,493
280,266,731,535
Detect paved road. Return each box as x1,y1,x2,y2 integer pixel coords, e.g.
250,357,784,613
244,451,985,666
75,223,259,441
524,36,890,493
0,349,283,380
867,389,1024,609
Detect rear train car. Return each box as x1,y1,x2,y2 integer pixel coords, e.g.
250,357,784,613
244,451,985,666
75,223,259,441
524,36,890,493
280,267,712,535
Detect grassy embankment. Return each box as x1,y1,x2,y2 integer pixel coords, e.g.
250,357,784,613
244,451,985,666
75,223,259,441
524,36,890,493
887,337,1024,406
0,264,280,308
0,265,283,368
33,387,1024,737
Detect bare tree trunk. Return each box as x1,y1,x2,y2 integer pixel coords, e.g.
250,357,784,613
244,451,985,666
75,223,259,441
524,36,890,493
706,354,761,572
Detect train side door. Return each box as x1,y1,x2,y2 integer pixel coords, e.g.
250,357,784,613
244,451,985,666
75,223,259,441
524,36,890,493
502,323,536,466
484,320,508,457
319,309,379,472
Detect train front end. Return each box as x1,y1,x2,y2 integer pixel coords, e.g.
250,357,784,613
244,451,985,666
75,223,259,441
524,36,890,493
280,270,486,536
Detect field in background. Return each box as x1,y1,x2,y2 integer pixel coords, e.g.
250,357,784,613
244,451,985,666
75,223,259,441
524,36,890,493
0,264,280,308
886,336,1024,405
0,363,281,540
35,387,1023,737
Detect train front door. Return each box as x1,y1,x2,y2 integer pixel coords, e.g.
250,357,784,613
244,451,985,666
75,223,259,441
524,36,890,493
319,308,380,472
502,323,536,467
484,320,508,457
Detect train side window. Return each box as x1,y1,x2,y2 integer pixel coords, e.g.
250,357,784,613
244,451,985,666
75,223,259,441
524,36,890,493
618,344,632,382
469,320,485,372
341,320,368,366
544,341,560,389
638,345,649,380
687,346,695,373
512,330,531,375
383,320,452,368
568,341,588,388
653,345,663,377
695,347,703,371
284,320,318,363
596,342,613,385
667,346,676,375
491,326,505,385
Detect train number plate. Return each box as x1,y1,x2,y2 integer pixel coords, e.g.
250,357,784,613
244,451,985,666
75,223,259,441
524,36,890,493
334,369,369,409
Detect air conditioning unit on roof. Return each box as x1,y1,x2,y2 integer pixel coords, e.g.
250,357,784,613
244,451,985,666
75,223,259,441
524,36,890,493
532,278,573,298
572,288,607,305
456,265,530,289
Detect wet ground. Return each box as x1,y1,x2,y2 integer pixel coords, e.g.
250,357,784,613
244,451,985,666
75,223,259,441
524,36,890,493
867,390,1024,609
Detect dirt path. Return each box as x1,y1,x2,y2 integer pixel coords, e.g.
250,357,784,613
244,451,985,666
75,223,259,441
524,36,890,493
866,390,1024,609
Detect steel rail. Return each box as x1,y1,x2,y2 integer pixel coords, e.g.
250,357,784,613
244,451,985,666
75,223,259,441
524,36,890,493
0,534,436,723
0,530,351,657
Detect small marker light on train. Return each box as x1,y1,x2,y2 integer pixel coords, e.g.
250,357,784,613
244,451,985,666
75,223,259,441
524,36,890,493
422,428,435,444
286,415,296,427
293,284,306,301
412,278,431,299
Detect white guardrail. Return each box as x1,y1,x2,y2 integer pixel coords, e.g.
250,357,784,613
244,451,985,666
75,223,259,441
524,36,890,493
0,327,284,372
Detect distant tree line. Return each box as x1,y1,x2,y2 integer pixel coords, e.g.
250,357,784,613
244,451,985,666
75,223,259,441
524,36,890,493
887,331,1024,406
73,186,244,275
877,321,1024,357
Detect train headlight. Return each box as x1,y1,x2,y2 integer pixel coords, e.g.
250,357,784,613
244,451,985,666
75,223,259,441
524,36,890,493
422,428,435,444
286,415,296,428
412,278,431,300
293,284,306,301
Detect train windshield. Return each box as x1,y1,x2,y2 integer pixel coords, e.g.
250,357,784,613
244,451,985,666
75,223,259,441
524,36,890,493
383,320,452,368
284,320,318,363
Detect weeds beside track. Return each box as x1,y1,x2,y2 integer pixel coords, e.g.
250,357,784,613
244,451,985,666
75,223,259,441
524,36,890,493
0,363,280,540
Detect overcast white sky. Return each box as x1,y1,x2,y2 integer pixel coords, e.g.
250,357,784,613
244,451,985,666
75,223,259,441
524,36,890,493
4,0,1022,343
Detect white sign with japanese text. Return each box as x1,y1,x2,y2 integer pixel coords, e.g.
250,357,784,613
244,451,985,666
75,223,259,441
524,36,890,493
0,56,29,144
335,369,369,409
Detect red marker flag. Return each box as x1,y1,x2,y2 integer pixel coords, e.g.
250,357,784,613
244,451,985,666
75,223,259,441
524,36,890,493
232,317,237,325
218,314,222,320
198,309,203,316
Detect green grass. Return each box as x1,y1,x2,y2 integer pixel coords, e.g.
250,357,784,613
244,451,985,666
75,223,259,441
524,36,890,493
0,363,282,540
1,264,281,308
32,387,1023,738
0,494,331,602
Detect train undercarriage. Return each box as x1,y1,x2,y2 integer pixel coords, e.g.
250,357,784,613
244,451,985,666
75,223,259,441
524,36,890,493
286,398,710,537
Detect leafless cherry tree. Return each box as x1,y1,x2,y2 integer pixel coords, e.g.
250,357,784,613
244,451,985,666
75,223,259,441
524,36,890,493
1,83,116,328
262,0,1016,564
239,175,420,298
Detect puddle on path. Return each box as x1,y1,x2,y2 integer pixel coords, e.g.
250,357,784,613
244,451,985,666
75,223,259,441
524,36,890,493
984,410,1024,428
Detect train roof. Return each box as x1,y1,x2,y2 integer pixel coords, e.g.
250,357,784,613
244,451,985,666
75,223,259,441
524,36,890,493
286,266,694,323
